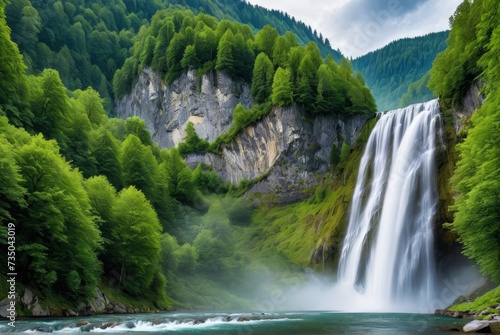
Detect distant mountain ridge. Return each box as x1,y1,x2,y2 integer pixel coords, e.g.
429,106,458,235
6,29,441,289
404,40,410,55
353,31,449,111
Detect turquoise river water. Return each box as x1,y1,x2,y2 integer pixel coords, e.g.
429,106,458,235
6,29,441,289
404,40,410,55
0,311,466,334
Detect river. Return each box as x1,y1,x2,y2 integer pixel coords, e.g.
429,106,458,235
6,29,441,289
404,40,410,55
0,311,465,334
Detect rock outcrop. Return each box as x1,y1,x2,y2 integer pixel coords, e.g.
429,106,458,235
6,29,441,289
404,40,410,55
186,106,367,203
116,68,253,148
116,68,369,201
0,287,149,317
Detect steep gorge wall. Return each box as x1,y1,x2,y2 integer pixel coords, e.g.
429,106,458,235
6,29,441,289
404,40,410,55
187,106,367,203
434,84,484,276
116,68,253,148
116,69,369,201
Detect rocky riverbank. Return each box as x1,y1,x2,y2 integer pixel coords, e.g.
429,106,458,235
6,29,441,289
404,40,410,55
435,304,500,333
0,287,159,318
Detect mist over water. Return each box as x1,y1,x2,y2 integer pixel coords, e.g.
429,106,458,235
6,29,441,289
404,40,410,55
275,100,482,313
337,100,442,312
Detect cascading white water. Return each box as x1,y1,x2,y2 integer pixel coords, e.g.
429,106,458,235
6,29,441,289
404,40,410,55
337,99,442,312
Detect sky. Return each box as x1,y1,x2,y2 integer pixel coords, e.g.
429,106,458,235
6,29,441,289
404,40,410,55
245,0,463,58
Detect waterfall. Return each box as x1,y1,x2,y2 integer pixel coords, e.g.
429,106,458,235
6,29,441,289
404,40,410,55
337,99,442,311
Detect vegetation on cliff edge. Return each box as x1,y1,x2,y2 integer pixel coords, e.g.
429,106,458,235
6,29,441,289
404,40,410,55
429,0,500,310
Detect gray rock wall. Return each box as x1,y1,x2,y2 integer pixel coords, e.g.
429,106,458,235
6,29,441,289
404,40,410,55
185,106,368,203
117,68,369,201
116,68,253,148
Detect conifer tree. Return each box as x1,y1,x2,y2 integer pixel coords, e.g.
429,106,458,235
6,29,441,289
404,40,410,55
295,54,316,107
271,67,293,106
254,24,278,59
121,134,157,200
251,52,274,103
215,30,234,74
152,21,175,73
272,36,291,69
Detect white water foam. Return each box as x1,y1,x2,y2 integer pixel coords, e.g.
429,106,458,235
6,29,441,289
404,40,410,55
335,100,442,312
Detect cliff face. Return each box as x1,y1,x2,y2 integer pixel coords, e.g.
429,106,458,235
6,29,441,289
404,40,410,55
116,69,369,201
434,84,485,279
116,68,253,148
187,106,367,203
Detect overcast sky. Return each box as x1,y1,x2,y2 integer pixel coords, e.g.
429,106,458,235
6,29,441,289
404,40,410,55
245,0,462,58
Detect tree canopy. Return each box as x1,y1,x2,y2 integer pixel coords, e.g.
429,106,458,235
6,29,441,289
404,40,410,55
116,10,376,116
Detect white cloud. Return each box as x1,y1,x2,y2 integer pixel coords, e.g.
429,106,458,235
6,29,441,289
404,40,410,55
245,0,462,58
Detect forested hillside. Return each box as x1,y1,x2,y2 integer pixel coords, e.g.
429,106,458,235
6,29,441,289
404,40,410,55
0,0,374,311
353,31,448,111
0,0,257,310
429,0,500,310
114,9,375,125
6,0,341,113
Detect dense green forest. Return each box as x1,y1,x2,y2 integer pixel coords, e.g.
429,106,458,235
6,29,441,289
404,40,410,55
0,0,246,309
429,0,500,304
0,0,367,310
353,31,448,111
114,9,375,121
3,0,498,315
6,0,341,113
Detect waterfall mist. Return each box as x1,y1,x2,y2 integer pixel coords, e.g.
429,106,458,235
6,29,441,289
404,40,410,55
268,101,485,313
239,100,484,314
336,100,442,312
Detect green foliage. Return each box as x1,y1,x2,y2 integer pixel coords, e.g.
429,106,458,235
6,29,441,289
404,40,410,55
399,72,435,107
272,35,293,68
208,102,273,154
0,129,27,223
251,52,275,103
353,31,448,111
339,141,351,169
271,67,293,106
429,0,494,107
448,88,500,282
450,286,500,313
139,35,156,68
74,87,108,128
63,98,98,178
295,54,317,107
12,133,102,299
152,20,175,73
181,44,198,69
329,143,340,167
232,103,253,128
124,116,153,146
178,121,209,156
192,164,229,195
108,186,162,295
162,148,195,204
90,127,123,190
29,69,70,148
436,0,500,284
315,64,342,114
166,32,188,84
175,243,198,274
194,201,236,275
215,30,234,74
121,134,157,200
254,24,278,59
114,9,374,119
84,175,116,227
0,1,30,129
223,197,252,226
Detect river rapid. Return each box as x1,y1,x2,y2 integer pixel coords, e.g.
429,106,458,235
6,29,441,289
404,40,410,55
0,310,466,334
